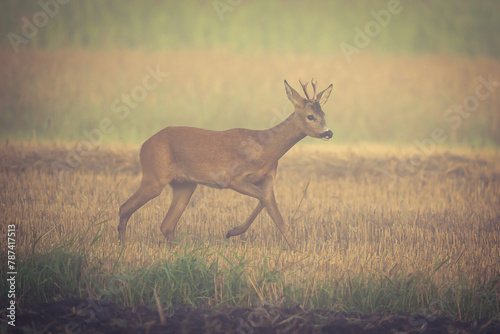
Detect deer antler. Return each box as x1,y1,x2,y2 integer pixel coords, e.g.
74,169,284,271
311,78,318,100
298,78,311,100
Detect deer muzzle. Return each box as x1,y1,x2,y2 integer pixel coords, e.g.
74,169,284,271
319,130,333,140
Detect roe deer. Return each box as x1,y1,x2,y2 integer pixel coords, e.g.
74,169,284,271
118,79,333,249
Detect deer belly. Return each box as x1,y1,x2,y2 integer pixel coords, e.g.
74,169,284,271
174,167,234,189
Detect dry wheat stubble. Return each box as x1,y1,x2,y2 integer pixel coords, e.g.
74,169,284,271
1,143,499,293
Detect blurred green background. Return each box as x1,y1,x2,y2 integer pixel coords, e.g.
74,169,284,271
3,0,500,56
1,0,499,146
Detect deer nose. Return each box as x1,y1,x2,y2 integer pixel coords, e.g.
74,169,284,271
320,130,333,140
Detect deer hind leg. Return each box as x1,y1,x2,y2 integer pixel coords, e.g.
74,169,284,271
118,176,167,247
226,201,264,239
160,180,197,241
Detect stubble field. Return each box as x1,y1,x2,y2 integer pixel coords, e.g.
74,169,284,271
2,1,500,331
1,47,500,333
1,142,499,332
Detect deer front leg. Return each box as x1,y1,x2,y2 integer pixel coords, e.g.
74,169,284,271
229,177,296,249
226,201,264,239
263,190,297,250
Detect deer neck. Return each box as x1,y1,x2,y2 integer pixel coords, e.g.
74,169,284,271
260,112,305,163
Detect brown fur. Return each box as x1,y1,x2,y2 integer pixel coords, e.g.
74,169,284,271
118,80,333,249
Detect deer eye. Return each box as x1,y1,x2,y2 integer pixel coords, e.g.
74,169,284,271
306,115,315,121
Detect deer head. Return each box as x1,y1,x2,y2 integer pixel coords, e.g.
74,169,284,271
284,79,333,140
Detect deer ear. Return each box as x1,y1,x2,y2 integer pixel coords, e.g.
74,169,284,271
316,84,333,106
284,80,305,106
